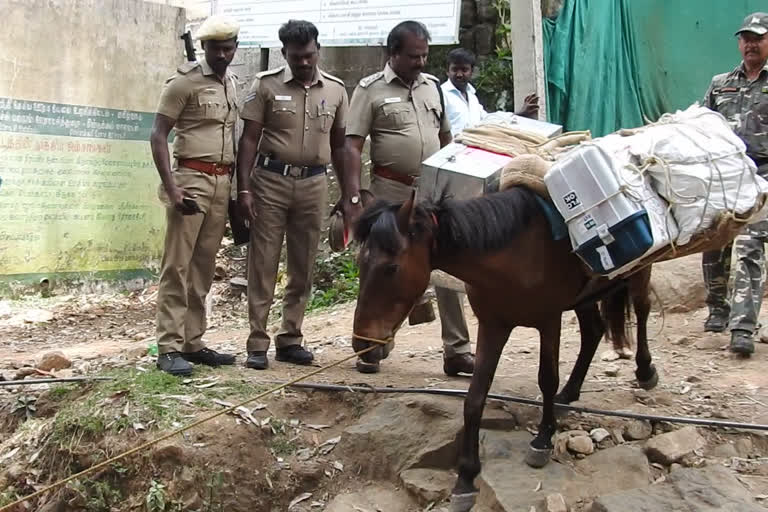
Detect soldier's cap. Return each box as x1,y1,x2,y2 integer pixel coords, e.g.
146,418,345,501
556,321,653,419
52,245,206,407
736,12,768,36
195,15,240,41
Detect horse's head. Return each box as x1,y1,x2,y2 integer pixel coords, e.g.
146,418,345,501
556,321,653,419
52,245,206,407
351,190,435,364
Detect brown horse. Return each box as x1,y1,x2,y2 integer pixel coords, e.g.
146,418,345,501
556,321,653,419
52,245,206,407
351,187,656,511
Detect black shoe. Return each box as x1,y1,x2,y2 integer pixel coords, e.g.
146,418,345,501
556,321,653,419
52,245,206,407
730,330,755,356
157,352,194,376
275,345,314,365
444,353,475,376
181,348,236,367
245,351,269,370
704,312,728,333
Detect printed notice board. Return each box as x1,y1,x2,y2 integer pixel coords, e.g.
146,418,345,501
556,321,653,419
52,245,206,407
0,97,165,278
214,0,461,47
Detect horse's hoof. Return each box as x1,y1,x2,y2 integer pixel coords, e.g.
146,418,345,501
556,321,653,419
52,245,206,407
450,492,478,512
525,446,552,468
637,366,659,390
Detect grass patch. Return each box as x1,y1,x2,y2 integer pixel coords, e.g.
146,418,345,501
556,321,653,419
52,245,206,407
69,479,122,512
48,366,269,449
0,488,20,507
48,384,78,401
308,250,359,311
269,436,298,456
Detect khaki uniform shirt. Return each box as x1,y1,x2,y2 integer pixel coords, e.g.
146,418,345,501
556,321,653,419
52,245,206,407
347,63,451,177
156,59,238,164
703,62,768,163
240,66,348,167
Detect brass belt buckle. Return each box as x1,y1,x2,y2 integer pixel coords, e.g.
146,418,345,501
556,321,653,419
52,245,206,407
288,165,302,178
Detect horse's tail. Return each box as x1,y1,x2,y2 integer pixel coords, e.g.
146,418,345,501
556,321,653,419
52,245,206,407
600,285,632,351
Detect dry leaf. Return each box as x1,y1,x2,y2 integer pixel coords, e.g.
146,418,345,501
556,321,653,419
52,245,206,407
0,447,20,463
288,492,312,509
305,424,331,431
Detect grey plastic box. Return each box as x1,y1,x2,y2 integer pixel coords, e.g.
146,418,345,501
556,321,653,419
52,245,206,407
418,143,515,201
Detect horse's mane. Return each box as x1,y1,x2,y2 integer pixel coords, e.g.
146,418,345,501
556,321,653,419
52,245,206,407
354,187,540,254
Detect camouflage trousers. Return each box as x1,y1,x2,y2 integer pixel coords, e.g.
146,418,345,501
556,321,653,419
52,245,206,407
702,220,768,334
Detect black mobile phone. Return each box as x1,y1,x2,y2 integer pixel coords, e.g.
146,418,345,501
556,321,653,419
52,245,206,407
182,197,203,213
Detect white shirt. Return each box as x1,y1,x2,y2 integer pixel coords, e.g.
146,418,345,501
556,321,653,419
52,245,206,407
441,80,488,137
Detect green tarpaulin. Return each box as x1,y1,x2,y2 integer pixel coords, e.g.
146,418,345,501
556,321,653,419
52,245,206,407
544,0,766,136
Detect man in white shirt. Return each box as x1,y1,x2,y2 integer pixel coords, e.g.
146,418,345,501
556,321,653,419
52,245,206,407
441,48,539,137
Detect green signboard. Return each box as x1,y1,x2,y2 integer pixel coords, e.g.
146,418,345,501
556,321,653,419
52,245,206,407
0,97,164,281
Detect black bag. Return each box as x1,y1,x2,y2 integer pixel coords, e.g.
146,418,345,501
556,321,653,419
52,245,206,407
228,198,250,246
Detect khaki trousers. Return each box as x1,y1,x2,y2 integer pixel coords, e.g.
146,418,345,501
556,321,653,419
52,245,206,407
370,175,471,356
156,166,231,354
246,168,328,352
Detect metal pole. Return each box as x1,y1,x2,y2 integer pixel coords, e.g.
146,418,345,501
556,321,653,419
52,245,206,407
0,377,114,387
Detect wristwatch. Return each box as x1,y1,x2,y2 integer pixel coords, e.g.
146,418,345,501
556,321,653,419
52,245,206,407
350,195,360,205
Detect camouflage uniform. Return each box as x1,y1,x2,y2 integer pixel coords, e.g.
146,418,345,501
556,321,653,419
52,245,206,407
701,61,768,337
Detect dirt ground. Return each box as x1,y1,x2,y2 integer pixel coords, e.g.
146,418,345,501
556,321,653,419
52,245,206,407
2,281,768,511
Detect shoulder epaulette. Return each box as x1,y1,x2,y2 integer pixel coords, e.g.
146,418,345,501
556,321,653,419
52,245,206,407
358,71,384,88
256,66,285,79
422,73,440,83
319,70,345,86
176,61,200,75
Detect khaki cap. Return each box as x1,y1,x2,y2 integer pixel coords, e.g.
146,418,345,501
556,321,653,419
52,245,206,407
195,15,240,41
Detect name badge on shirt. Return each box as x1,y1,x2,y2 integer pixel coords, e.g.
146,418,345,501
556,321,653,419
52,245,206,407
275,95,292,101
383,97,402,104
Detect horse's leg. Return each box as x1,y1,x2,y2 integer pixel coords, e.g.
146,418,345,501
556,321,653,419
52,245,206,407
554,304,603,405
526,316,562,468
451,321,511,512
632,270,658,390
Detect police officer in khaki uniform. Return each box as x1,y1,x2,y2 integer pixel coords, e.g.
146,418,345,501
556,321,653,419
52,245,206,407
701,12,768,355
343,21,475,376
150,15,240,375
237,20,350,369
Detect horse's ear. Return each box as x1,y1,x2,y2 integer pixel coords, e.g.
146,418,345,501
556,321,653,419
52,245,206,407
396,189,416,234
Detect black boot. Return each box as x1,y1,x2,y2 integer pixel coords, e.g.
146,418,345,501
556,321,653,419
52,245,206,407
275,345,314,365
157,352,194,376
730,330,755,356
182,348,236,367
245,351,269,370
704,310,728,333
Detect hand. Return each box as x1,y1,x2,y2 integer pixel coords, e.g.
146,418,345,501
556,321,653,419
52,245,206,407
331,194,364,235
237,192,258,223
517,94,540,119
167,185,199,215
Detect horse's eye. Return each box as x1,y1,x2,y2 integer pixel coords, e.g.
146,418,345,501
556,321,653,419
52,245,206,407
383,263,398,275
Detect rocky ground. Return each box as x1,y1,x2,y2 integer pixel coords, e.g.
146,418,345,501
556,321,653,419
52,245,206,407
1,254,768,511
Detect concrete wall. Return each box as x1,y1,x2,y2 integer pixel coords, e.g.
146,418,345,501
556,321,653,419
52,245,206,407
0,0,186,289
2,0,186,111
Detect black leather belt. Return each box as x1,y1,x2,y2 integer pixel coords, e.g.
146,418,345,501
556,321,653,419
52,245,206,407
257,154,326,179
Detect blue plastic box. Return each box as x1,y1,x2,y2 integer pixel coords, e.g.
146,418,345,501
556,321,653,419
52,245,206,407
574,210,654,274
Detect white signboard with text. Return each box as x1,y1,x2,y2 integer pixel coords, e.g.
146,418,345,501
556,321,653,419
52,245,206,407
213,0,460,47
